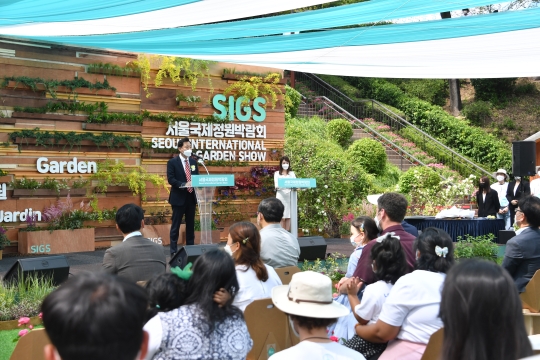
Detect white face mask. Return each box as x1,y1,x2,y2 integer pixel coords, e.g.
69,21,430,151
282,163,289,170
537,171,540,176
288,316,300,338
374,214,382,232
350,234,359,247
224,244,236,256
183,149,192,157
496,175,505,182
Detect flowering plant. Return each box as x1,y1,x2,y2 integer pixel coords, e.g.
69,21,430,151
301,253,348,283
0,225,10,250
41,194,92,231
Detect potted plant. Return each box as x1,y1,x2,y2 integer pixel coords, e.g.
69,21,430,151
0,225,10,259
175,93,201,109
18,195,95,255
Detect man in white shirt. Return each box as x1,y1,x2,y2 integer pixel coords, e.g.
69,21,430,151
491,168,511,230
258,198,300,268
530,166,540,198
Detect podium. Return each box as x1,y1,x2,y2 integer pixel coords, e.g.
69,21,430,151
277,178,316,238
191,175,234,244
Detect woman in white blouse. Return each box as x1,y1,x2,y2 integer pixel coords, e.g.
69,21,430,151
274,156,296,231
354,227,455,360
226,221,282,311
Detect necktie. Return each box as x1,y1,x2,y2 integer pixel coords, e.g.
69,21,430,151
184,159,193,193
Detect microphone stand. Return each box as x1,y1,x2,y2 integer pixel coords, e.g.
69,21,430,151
198,159,210,175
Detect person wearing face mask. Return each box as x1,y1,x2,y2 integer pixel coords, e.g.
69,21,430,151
506,174,531,227
476,176,500,218
530,166,540,197
491,169,511,229
258,197,301,268
225,221,282,312
347,193,416,288
502,196,540,293
167,137,199,256
274,156,296,231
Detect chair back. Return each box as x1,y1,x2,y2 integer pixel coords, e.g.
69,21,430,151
274,266,301,285
10,328,50,360
420,328,444,360
244,298,289,360
522,270,540,313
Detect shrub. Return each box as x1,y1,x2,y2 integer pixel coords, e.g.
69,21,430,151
471,78,517,106
390,79,448,106
346,138,387,176
397,166,440,194
285,85,302,121
502,117,516,130
454,233,499,263
462,101,492,126
514,81,538,96
326,119,353,148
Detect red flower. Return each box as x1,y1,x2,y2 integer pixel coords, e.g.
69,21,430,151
329,336,339,342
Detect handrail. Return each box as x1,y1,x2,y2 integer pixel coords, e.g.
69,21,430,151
301,96,443,179
294,72,493,179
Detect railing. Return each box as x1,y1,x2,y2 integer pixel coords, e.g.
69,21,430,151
298,96,438,176
294,72,493,179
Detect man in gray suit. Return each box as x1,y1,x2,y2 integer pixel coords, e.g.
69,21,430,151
502,195,540,293
103,203,166,283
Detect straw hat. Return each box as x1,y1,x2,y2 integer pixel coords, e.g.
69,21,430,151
493,169,508,180
271,271,349,318
367,194,383,206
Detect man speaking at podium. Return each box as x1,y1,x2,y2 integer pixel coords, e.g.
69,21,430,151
167,137,199,256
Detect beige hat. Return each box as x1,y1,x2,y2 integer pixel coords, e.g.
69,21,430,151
367,194,383,206
271,271,349,318
493,169,508,180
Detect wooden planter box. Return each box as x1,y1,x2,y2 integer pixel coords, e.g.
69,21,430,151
87,68,141,78
83,220,116,228
94,186,133,197
12,188,87,198
0,316,42,331
18,228,95,255
14,137,140,152
142,151,174,159
11,112,88,122
194,230,221,244
142,224,171,246
82,123,143,133
5,81,116,96
0,117,16,125
222,73,288,85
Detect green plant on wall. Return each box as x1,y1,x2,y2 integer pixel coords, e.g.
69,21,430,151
1,76,116,98
224,73,283,108
91,160,169,202
131,55,214,97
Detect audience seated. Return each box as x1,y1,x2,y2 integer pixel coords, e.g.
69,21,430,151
344,234,408,358
440,259,532,360
226,221,282,311
270,271,365,360
355,227,454,360
41,272,149,360
258,198,300,268
149,249,253,359
103,203,166,283
502,195,540,292
350,193,416,287
330,216,378,339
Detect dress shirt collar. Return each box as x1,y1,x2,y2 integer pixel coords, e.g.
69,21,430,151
515,226,529,235
123,231,142,242
261,223,282,231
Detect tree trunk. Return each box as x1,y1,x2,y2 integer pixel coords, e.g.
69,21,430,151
448,79,462,116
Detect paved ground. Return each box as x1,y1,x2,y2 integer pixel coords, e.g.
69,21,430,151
0,238,352,278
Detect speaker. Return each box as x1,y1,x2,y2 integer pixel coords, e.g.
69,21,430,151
169,244,220,268
3,255,69,286
298,236,327,262
499,230,516,245
513,141,536,176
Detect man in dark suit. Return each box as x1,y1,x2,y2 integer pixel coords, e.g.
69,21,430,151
167,137,199,255
506,176,531,226
103,203,166,283
502,195,540,292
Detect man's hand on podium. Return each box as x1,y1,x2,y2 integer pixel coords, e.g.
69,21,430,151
185,181,192,187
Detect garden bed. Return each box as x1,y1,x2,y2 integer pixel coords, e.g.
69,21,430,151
12,188,87,198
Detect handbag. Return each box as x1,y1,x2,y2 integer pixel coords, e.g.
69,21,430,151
344,335,387,360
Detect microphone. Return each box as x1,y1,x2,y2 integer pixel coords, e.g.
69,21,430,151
190,154,204,161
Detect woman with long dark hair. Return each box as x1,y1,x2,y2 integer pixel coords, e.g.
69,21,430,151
151,249,253,360
476,175,500,217
355,227,455,360
226,221,282,311
274,155,296,231
440,259,532,360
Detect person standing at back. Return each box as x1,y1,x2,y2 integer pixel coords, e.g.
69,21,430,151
103,204,166,283
491,169,510,229
167,137,199,256
476,176,500,218
258,197,300,268
507,175,531,227
274,156,296,231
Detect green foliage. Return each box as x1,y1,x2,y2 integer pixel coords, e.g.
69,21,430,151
471,78,517,106
87,62,141,77
285,85,302,121
0,226,10,250
326,119,353,148
0,275,55,321
372,164,402,192
9,177,40,190
2,76,116,98
346,138,387,175
462,101,492,126
0,168,7,177
454,233,498,262
224,73,283,108
502,117,516,130
301,253,348,283
9,128,140,153
398,166,440,194
514,81,538,96
13,101,108,115
194,218,218,231
388,79,448,106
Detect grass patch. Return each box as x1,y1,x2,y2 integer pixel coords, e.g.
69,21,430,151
0,328,22,360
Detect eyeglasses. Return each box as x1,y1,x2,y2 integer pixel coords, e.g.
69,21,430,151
516,209,523,214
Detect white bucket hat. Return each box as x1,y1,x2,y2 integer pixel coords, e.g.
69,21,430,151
493,169,508,180
536,166,540,173
367,194,383,206
271,271,349,318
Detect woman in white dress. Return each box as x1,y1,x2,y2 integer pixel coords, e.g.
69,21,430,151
274,156,296,231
